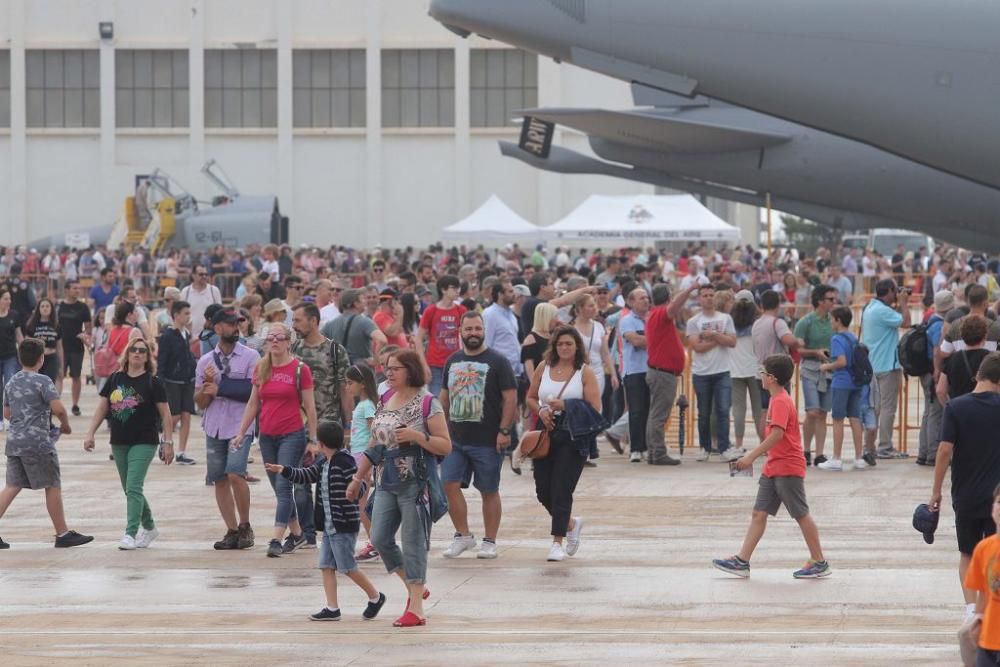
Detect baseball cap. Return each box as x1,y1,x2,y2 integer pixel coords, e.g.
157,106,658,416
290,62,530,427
735,289,756,303
379,288,398,301
512,284,531,297
263,299,287,317
912,503,939,544
211,308,240,326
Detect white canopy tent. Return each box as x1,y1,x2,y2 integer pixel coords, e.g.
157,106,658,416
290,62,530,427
441,195,543,246
542,194,741,246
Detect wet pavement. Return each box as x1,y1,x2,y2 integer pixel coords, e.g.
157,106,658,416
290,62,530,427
0,392,963,665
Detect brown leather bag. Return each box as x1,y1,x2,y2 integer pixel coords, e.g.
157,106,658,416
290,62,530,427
519,365,573,460
519,429,551,460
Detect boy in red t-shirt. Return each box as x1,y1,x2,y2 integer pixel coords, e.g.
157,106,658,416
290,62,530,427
415,275,466,396
712,354,831,579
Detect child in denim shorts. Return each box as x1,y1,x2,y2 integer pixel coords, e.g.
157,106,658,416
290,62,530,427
266,421,386,621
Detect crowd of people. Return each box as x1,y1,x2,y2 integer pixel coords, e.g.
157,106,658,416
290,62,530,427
4,237,1000,650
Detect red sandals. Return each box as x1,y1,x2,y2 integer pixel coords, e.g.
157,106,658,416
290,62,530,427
403,588,431,613
393,611,426,627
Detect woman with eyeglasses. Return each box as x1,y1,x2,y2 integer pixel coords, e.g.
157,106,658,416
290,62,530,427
236,307,264,354
83,338,174,550
346,350,451,627
231,322,319,558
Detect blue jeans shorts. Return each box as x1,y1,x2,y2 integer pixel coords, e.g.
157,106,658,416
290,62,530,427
441,440,504,493
831,387,862,420
205,434,253,483
860,387,877,429
319,531,359,573
801,376,832,412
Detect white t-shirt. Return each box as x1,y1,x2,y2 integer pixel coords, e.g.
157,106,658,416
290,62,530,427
319,303,341,325
686,311,736,376
730,332,759,379
180,283,222,336
260,259,280,281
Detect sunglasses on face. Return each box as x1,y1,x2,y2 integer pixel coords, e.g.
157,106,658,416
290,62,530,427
266,334,290,343
130,348,149,355
237,317,247,323
196,272,208,277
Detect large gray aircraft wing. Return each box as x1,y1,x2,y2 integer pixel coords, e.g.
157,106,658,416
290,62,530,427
519,107,791,154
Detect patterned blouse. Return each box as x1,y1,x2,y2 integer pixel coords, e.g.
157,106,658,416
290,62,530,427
367,392,443,487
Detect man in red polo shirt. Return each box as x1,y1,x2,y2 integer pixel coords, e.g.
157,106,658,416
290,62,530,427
645,282,696,465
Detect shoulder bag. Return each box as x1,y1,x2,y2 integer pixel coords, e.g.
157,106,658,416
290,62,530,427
519,364,573,460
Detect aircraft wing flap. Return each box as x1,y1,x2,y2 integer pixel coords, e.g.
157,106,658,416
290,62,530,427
519,107,792,154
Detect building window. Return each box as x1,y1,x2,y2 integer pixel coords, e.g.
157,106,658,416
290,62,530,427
26,50,100,128
116,50,189,128
204,49,277,128
470,49,538,128
0,51,9,128
293,49,366,128
382,49,454,128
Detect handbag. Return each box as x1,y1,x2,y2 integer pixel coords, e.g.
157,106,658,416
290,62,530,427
774,316,802,364
519,366,573,460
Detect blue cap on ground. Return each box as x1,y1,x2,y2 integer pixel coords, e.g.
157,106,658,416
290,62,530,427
912,503,939,544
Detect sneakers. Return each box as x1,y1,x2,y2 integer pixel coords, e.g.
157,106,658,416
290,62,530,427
363,592,387,620
118,534,137,551
443,533,477,559
267,538,283,558
853,458,870,470
477,540,498,559
0,535,9,549
237,523,255,549
303,535,317,549
876,448,909,459
136,527,159,548
793,559,832,579
310,607,341,621
629,451,643,463
862,453,877,468
282,533,307,554
817,459,843,471
175,453,196,465
712,555,751,578
721,449,742,462
566,517,584,556
649,453,682,466
214,529,240,550
356,542,380,563
71,405,81,417
813,454,828,466
55,530,94,548
696,450,710,462
547,542,566,562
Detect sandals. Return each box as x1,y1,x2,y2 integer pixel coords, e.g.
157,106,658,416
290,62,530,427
393,610,426,627
403,587,431,613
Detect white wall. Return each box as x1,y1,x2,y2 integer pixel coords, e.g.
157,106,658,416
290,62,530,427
4,0,670,250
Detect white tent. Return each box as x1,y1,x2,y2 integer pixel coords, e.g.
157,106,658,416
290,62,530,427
542,194,741,246
441,195,543,246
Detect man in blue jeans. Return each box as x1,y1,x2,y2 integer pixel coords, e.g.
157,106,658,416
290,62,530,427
686,284,738,461
794,285,837,466
620,287,653,463
438,312,517,560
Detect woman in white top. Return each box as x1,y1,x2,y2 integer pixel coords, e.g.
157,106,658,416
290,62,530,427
571,294,618,398
728,292,764,449
525,325,602,563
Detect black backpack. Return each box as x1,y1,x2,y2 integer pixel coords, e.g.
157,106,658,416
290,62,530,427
836,333,873,387
898,314,941,377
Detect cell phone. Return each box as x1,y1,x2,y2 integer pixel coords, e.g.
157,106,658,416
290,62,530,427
729,460,752,478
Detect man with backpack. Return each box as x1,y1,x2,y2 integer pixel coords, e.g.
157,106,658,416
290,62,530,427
914,291,953,466
860,279,912,459
156,300,198,465
819,307,873,470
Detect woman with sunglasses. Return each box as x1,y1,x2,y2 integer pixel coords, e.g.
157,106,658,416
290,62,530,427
346,350,451,627
83,338,174,550
231,322,319,558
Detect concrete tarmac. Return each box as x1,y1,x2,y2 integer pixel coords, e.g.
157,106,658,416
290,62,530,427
0,391,964,665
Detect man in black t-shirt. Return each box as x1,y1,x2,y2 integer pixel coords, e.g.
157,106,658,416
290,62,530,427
439,311,517,560
937,315,990,403
931,352,1000,621
56,280,93,415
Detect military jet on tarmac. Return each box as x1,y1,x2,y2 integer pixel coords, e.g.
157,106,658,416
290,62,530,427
429,0,1000,248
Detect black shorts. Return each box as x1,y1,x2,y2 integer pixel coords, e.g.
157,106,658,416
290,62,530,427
164,381,195,416
63,350,84,378
955,513,996,555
